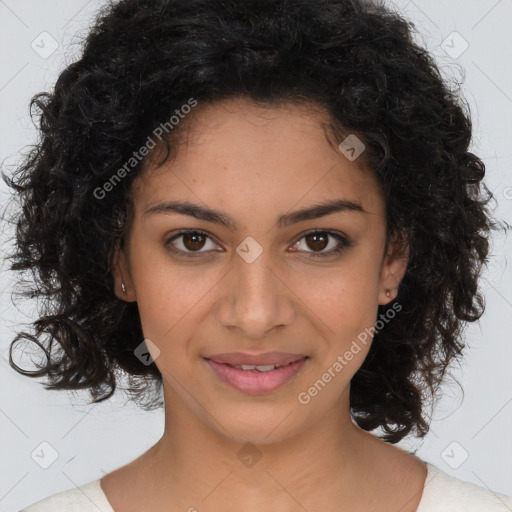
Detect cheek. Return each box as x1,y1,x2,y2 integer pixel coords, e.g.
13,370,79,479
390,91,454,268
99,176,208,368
297,255,381,336
128,225,383,355
128,242,220,351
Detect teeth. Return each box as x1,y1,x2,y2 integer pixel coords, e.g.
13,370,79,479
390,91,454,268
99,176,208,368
237,364,278,372
223,360,301,371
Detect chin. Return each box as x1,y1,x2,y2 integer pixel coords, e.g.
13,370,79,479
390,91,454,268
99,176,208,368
209,403,306,447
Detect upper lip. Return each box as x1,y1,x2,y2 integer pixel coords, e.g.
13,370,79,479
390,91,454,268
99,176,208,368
205,352,308,367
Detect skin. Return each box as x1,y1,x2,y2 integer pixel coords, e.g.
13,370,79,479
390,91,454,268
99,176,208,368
106,97,427,512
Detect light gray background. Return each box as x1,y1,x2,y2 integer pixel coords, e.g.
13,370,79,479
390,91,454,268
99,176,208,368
1,1,511,510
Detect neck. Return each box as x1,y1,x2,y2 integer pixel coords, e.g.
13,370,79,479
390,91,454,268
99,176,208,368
138,385,387,512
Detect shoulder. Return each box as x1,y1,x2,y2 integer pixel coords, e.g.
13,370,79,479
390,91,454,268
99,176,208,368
19,479,114,512
417,462,512,512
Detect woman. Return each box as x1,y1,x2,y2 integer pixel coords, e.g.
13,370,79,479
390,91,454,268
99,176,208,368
6,0,512,510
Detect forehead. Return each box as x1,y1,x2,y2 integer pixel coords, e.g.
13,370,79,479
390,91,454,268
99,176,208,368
133,98,385,221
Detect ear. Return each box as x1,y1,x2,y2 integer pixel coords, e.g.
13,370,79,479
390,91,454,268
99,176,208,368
378,229,409,305
112,240,137,302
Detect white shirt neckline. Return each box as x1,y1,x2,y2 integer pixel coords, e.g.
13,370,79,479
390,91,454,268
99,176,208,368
90,462,438,512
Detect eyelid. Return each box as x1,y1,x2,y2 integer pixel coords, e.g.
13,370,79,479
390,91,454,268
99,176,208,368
164,228,352,258
289,228,352,258
165,229,222,257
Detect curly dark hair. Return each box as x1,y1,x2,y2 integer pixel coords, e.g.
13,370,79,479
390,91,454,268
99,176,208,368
2,0,509,444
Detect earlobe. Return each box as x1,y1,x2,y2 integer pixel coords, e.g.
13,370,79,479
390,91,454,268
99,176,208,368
379,230,409,305
112,241,136,302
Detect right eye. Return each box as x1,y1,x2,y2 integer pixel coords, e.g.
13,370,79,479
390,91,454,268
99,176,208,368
164,229,222,257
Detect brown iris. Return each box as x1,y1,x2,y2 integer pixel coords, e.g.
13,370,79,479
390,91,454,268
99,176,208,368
182,232,207,251
304,232,329,252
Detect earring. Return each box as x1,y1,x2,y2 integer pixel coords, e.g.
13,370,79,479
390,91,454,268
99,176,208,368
385,290,392,298
121,282,127,295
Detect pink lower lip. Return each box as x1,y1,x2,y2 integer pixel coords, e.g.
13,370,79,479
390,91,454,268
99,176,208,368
204,357,309,394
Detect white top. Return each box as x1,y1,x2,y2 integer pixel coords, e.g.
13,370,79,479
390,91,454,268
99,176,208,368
19,462,512,511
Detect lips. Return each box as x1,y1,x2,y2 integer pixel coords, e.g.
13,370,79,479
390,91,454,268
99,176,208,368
204,356,309,393
204,351,308,367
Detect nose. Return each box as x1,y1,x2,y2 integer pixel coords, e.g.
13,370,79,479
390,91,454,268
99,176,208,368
215,250,296,339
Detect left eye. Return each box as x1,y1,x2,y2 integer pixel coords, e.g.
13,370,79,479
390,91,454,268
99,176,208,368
164,229,352,258
290,230,352,258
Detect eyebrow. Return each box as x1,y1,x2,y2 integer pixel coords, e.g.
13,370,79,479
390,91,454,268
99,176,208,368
144,198,365,230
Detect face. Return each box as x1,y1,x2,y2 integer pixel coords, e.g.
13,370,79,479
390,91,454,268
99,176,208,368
113,97,408,445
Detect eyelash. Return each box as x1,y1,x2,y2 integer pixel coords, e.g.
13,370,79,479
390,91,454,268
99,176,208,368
164,229,353,259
